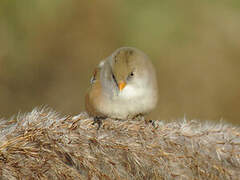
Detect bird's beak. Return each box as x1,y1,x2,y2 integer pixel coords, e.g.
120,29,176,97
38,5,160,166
118,81,126,91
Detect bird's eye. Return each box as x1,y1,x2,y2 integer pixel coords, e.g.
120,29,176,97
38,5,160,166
127,72,134,81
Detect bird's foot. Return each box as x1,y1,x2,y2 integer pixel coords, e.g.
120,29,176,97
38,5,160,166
148,119,155,127
131,114,145,121
92,116,105,130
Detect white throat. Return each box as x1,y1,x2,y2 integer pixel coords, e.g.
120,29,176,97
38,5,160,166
118,84,144,99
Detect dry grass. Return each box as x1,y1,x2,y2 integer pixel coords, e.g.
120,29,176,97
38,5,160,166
0,107,239,179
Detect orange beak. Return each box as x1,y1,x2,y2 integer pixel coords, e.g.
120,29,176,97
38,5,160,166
118,81,126,91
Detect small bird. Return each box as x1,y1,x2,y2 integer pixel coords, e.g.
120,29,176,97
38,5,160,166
85,47,158,126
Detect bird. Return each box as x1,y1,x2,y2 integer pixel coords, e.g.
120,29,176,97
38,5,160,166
85,47,158,127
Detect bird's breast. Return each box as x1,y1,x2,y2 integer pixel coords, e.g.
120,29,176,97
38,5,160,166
98,84,157,119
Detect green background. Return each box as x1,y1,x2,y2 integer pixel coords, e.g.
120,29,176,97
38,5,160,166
0,0,240,124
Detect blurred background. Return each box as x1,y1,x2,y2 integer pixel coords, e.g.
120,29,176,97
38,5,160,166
0,0,240,124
